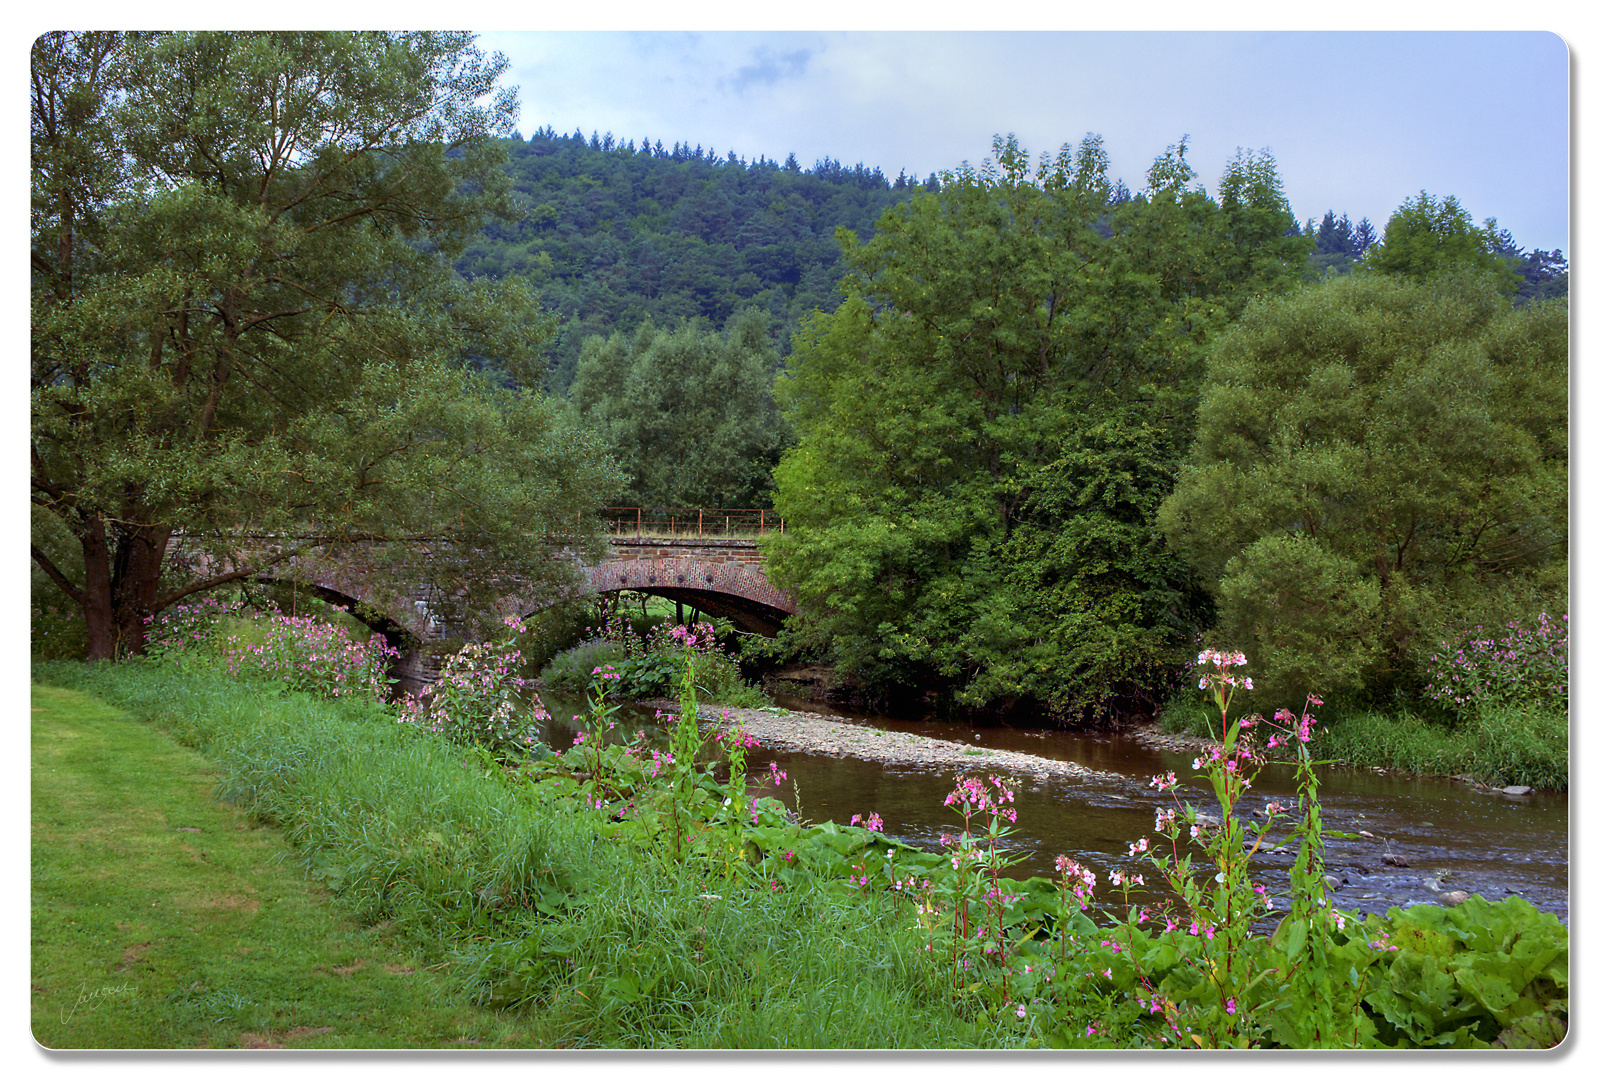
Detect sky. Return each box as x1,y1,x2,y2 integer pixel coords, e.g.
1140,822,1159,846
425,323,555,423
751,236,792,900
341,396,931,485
477,28,1572,256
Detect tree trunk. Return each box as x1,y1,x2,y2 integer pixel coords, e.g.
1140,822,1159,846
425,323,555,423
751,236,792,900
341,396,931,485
75,514,171,660
79,515,116,661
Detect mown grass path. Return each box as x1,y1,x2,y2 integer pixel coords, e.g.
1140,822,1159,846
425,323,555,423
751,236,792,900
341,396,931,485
30,683,530,1049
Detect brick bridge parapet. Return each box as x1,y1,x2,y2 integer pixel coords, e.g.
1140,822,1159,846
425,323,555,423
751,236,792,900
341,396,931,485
604,536,772,567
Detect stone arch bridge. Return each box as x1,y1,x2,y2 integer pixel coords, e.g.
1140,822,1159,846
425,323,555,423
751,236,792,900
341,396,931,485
200,532,795,683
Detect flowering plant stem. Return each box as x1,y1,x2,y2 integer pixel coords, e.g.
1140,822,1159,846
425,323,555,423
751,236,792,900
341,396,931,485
665,625,707,863
1113,652,1381,1047
717,717,755,879
1131,651,1281,1046
396,617,542,759
936,776,1020,1010
1263,695,1376,1047
575,665,623,809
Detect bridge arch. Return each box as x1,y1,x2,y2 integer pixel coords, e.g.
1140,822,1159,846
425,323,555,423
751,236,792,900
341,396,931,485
500,541,794,637
577,555,794,635
241,570,431,651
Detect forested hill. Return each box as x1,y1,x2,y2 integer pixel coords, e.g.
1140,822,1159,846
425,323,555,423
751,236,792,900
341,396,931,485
459,127,1568,395
456,127,928,392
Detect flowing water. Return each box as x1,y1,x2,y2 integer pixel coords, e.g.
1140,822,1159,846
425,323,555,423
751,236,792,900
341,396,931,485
534,691,1568,923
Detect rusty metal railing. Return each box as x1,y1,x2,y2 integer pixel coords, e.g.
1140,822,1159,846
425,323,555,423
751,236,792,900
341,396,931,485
586,507,784,539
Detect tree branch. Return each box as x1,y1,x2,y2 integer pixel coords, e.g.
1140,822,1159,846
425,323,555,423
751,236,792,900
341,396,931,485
31,544,85,605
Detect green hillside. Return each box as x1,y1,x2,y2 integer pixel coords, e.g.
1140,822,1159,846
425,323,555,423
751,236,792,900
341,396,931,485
456,127,926,392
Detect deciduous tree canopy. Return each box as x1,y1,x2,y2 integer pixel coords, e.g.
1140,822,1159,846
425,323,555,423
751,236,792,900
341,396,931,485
31,31,623,660
1157,272,1567,703
570,310,790,508
765,135,1304,719
1363,190,1522,296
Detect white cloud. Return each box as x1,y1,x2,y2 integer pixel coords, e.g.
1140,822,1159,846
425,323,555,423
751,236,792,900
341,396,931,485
478,28,1567,251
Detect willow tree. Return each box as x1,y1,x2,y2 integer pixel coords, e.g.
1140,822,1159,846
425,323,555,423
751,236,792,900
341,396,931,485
1158,271,1567,703
31,31,622,660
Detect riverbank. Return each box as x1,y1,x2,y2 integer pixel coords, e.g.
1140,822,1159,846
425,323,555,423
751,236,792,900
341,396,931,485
35,661,1568,1046
697,703,1213,781
752,664,1566,792
31,662,1026,1048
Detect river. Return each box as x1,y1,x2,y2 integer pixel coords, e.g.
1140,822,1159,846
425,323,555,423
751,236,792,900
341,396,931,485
534,691,1569,923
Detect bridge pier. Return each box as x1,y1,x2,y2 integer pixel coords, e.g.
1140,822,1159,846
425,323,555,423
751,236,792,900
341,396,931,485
389,644,442,698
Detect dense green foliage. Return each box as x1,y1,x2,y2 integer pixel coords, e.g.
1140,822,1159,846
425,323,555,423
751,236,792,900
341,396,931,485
31,26,1569,742
1363,190,1523,296
570,309,790,508
1303,209,1379,278
765,136,1308,718
30,32,622,660
459,133,1567,393
1496,241,1570,305
538,607,768,708
1308,196,1563,301
456,127,923,392
1158,272,1567,705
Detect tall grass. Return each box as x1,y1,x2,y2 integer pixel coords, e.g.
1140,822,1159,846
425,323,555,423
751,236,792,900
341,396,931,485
1296,705,1566,790
1164,696,1566,791
36,654,1567,1048
33,659,988,1046
472,857,977,1047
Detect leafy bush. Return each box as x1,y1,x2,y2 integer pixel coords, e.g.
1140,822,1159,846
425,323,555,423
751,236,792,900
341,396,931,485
143,594,397,701
1302,612,1573,790
1361,895,1568,1047
540,639,629,695
541,619,768,707
396,618,547,760
610,648,681,698
1425,613,1568,714
220,613,398,700
510,600,597,674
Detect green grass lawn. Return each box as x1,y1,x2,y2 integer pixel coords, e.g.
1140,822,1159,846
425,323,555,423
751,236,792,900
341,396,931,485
30,683,536,1049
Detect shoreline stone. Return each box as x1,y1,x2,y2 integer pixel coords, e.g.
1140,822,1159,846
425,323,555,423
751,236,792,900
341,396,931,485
695,703,1124,781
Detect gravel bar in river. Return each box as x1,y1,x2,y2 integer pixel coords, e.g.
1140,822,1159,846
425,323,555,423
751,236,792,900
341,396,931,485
701,704,1124,782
